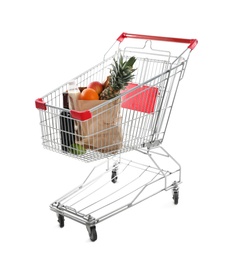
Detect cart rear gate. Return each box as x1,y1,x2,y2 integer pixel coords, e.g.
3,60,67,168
35,33,197,241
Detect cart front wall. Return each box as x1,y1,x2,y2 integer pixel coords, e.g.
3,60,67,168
37,52,186,162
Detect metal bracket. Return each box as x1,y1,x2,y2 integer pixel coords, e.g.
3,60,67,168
172,181,179,193
142,140,162,149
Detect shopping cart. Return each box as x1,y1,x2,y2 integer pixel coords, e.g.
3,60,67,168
35,33,197,241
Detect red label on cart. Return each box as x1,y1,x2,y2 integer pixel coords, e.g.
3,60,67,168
121,83,158,113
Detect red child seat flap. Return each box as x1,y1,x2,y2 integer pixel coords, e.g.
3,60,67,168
121,83,158,113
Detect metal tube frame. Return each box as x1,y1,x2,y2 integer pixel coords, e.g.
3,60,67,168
50,146,181,227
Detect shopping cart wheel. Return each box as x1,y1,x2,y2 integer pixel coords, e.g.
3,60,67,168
87,225,97,242
173,191,179,205
57,214,65,228
111,170,118,183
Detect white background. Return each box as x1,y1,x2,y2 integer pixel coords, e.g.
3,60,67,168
1,0,224,259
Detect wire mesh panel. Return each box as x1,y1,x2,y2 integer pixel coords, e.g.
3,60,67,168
38,57,185,162
36,34,193,163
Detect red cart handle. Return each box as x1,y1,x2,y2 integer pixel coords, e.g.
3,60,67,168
117,33,198,50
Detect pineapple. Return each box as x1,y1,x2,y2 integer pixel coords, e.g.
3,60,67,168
100,55,136,100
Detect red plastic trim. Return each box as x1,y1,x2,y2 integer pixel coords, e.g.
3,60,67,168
121,83,158,113
70,110,92,121
35,98,47,110
117,32,198,50
188,39,198,50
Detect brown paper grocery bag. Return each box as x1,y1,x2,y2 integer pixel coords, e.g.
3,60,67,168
75,99,123,153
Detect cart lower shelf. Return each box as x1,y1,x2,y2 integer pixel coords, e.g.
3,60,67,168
50,146,181,242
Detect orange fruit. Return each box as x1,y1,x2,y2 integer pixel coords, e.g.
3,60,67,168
80,88,99,100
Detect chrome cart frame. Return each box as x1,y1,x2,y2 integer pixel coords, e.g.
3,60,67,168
35,33,197,241
50,146,181,241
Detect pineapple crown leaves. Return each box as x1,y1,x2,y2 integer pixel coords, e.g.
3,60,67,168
109,55,137,91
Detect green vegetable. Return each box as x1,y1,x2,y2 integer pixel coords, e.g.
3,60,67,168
69,143,86,155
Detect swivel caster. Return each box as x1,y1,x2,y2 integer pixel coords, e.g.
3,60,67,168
111,169,118,183
173,191,179,205
172,181,179,205
57,214,65,228
86,225,97,242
